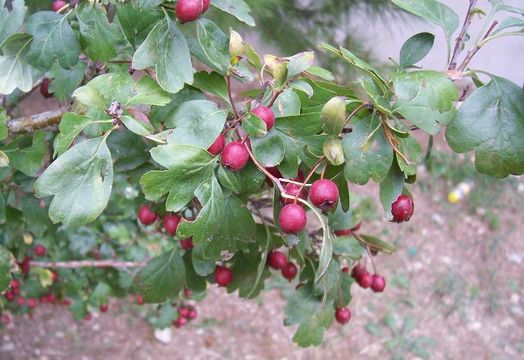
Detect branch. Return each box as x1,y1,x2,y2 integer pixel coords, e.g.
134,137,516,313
7,106,69,134
449,0,478,70
30,260,147,269
457,21,498,72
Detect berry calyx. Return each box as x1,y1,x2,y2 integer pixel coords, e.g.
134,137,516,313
215,265,233,287
371,274,386,293
207,134,226,155
391,194,414,223
355,271,373,289
267,250,287,270
34,244,47,257
221,141,250,172
309,179,339,210
100,304,109,313
163,213,181,236
138,205,157,226
252,106,276,131
282,183,307,205
180,238,194,250
176,0,204,23
281,262,298,281
40,78,53,98
279,204,307,234
335,307,351,325
52,0,67,12
202,0,210,12
136,294,144,305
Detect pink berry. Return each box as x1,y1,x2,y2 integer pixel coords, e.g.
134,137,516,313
173,316,188,328
282,183,307,205
5,291,15,302
136,295,144,305
335,307,351,324
371,274,386,293
34,244,47,257
215,265,233,287
164,213,181,236
267,250,287,270
27,298,37,308
391,194,414,223
202,0,210,12
179,307,190,318
180,238,194,250
52,0,67,12
279,204,307,234
221,142,250,172
17,297,26,306
100,304,109,313
138,205,157,226
281,262,298,281
187,308,197,320
309,179,339,210
356,272,373,289
351,263,366,279
176,0,204,23
252,106,276,131
208,134,226,155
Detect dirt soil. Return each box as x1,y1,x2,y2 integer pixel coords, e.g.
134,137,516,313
1,96,524,360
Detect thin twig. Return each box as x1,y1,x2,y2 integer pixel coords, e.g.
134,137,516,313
340,102,369,134
30,260,147,269
294,156,326,203
457,21,498,72
226,75,239,118
7,107,70,134
449,0,478,70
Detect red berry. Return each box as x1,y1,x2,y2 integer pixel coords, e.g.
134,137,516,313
51,0,67,12
179,307,190,318
208,134,226,155
187,308,197,320
61,299,72,306
164,213,181,236
5,291,15,302
40,78,53,98
100,304,109,313
371,274,386,293
266,167,282,179
294,170,305,183
202,0,210,12
173,316,188,328
84,313,92,321
51,271,59,283
252,106,276,131
221,142,250,172
309,179,339,210
279,204,307,234
391,194,414,223
176,0,203,23
183,288,192,298
215,265,233,287
19,256,32,274
355,272,373,289
17,297,25,306
46,293,56,304
10,279,20,289
351,263,366,279
334,222,362,236
282,183,307,205
138,205,157,226
136,295,144,305
281,262,298,281
34,244,47,257
268,250,287,270
341,267,349,273
335,307,351,325
27,298,37,308
180,238,194,250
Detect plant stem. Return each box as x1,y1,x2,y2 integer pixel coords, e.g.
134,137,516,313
457,21,498,72
7,107,69,134
226,75,239,118
340,102,369,134
294,156,325,203
449,0,478,70
30,260,147,269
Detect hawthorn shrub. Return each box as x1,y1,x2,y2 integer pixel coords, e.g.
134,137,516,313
1,0,523,347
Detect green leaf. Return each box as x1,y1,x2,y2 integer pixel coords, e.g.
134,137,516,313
397,135,423,177
392,0,459,50
34,136,113,226
0,33,34,94
26,11,80,71
47,61,87,101
53,113,97,157
286,51,315,79
392,71,458,134
0,245,12,292
492,16,524,35
116,2,163,47
228,247,271,298
305,65,335,81
77,5,128,62
332,236,364,260
0,108,8,141
243,113,268,138
359,234,397,254
155,303,179,329
2,131,46,176
89,282,112,303
134,248,186,303
192,71,230,105
271,89,301,117
196,19,230,75
0,0,26,45
140,144,217,211
323,138,345,166
379,160,405,220
121,114,153,136
127,76,172,107
212,0,255,27
320,44,389,94
342,113,394,185
321,97,346,136
446,76,524,178
399,32,435,68
165,100,227,148
132,15,193,94
251,132,284,167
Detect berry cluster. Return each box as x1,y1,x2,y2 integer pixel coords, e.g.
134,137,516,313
267,250,298,281
349,264,386,293
172,304,198,328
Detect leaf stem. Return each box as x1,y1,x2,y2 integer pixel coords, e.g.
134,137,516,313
449,0,478,70
457,21,498,72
